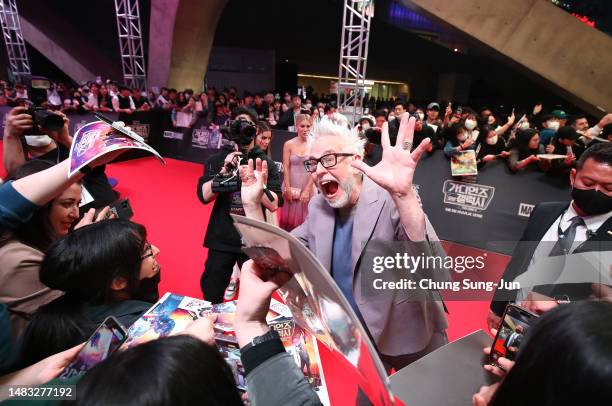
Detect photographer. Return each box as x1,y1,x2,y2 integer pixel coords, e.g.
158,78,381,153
2,105,117,212
196,107,282,303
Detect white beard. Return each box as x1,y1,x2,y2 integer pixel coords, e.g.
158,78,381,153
323,175,355,208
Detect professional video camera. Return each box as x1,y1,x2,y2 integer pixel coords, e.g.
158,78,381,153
219,118,257,150
20,75,64,132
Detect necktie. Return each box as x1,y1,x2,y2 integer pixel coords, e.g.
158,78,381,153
549,216,584,256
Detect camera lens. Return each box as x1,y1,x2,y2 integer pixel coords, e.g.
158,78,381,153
34,110,64,132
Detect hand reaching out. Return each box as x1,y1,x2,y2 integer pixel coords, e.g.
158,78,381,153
4,106,33,137
351,114,430,199
240,158,268,208
507,109,516,126
235,260,292,348
532,103,543,115
74,206,117,229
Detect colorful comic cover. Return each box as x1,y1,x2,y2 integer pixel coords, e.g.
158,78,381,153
121,293,212,349
269,317,327,398
68,121,164,177
451,150,478,176
122,294,330,404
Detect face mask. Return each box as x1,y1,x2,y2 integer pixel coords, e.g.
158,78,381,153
519,122,530,130
305,103,312,110
25,135,53,147
486,135,498,145
487,116,495,125
571,187,612,216
417,113,425,121
547,121,560,131
465,119,477,130
361,122,370,130
319,111,324,118
457,133,467,142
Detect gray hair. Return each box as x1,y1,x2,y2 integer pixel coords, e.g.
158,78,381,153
313,119,365,158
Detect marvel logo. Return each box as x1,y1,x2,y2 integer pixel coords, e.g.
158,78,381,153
518,203,535,217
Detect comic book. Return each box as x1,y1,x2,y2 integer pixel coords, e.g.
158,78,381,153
68,121,164,177
121,293,212,349
122,293,330,404
450,150,478,176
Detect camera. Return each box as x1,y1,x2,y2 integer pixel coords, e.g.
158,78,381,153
219,118,257,147
23,75,64,132
211,152,242,194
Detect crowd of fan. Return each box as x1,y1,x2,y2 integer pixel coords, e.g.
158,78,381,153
2,77,610,177
0,77,611,405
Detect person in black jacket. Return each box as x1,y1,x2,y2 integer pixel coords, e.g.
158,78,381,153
488,143,612,329
196,107,282,303
476,125,509,168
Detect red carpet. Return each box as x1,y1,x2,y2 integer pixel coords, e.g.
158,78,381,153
2,150,508,405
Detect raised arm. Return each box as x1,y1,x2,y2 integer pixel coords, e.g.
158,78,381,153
2,106,30,176
351,115,427,241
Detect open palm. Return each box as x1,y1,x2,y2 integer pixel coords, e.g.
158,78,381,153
352,114,430,197
240,158,268,206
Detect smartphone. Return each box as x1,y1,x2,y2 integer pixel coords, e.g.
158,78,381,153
59,316,127,380
92,199,134,221
490,304,538,368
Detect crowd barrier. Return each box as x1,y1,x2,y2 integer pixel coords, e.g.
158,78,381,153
0,107,571,254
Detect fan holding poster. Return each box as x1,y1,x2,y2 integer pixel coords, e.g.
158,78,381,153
68,119,164,177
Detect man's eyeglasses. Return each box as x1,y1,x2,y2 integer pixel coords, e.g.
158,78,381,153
303,153,354,173
142,242,154,260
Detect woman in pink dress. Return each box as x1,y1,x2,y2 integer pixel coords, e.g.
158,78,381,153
279,114,314,231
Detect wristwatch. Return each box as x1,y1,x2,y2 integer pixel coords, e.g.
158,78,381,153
240,329,280,353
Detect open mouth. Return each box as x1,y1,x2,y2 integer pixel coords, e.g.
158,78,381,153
320,179,339,199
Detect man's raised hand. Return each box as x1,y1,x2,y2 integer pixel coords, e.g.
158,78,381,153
351,114,429,199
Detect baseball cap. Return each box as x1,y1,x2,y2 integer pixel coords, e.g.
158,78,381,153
427,102,440,111
551,110,568,119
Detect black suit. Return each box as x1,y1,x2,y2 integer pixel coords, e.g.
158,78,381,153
490,201,612,316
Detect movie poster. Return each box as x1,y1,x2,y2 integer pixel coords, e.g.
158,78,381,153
68,121,164,177
451,150,478,176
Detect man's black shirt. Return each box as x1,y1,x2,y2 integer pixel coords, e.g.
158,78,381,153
197,145,282,253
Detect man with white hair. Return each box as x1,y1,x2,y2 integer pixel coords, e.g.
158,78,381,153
241,114,448,369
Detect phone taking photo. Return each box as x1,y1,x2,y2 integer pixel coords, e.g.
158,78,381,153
59,316,127,380
490,304,538,369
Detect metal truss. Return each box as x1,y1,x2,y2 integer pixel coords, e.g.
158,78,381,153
114,0,147,90
337,0,374,124
0,0,30,83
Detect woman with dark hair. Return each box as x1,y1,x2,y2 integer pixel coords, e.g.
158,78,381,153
473,301,612,406
73,335,244,406
0,160,81,339
476,125,509,167
255,120,273,159
19,219,160,366
97,85,113,112
506,128,546,172
443,122,477,158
